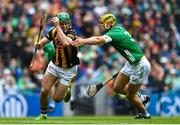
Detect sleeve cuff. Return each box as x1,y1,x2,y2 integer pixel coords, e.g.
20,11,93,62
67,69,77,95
102,35,112,43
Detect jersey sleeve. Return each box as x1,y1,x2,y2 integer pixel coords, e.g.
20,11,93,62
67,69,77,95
102,35,112,43
104,29,117,42
45,27,56,41
66,29,77,41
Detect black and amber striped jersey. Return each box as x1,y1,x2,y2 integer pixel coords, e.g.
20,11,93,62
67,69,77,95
45,27,80,68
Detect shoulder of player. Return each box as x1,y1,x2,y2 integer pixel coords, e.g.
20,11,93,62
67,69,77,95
47,27,57,35
105,26,120,34
66,28,76,40
111,25,125,31
66,29,77,37
48,26,56,32
106,25,127,35
67,28,76,34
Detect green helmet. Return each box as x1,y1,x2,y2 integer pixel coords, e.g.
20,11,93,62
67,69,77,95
57,12,71,23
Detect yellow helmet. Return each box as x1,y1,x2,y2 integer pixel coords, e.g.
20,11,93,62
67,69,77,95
99,14,116,27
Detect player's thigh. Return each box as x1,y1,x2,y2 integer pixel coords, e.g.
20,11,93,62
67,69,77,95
41,72,58,93
113,72,130,92
126,83,142,99
53,82,69,101
50,80,59,97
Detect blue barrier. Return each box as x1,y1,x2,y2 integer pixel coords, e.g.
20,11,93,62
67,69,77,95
0,93,63,117
147,92,180,116
0,91,180,117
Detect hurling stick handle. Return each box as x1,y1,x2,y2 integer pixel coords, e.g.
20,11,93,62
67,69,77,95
102,73,118,85
29,12,47,68
29,46,38,67
96,72,118,92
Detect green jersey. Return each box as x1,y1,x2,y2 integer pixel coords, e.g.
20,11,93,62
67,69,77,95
104,25,144,65
43,42,55,62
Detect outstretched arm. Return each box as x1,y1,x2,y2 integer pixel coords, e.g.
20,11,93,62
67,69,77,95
51,17,72,46
71,35,112,47
71,36,106,47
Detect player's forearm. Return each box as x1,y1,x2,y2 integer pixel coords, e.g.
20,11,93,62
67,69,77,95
82,36,105,45
55,26,71,45
36,37,49,49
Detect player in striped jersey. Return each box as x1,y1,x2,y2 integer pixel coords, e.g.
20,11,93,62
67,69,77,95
43,43,71,112
35,12,80,120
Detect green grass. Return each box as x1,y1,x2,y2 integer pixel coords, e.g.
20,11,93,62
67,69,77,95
0,116,180,124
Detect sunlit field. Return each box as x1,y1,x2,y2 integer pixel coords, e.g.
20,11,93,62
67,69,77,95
0,116,180,124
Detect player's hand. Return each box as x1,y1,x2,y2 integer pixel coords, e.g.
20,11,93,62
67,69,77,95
51,17,59,27
35,43,43,50
71,37,83,47
63,41,70,46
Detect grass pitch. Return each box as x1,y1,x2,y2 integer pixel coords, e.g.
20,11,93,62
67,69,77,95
0,116,180,124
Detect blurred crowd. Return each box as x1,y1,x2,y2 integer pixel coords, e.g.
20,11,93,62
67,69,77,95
0,0,180,95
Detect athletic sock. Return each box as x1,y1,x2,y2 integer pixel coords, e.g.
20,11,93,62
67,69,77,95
41,113,47,117
41,108,47,117
137,93,146,102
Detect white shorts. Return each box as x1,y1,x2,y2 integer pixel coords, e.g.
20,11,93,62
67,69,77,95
120,56,151,84
46,61,78,86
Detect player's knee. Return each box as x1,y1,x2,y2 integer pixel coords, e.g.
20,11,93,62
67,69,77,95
41,87,50,95
53,96,63,103
112,85,123,93
53,98,63,103
126,93,134,101
112,84,118,92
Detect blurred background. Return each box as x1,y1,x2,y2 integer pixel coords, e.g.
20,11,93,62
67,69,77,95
0,0,180,117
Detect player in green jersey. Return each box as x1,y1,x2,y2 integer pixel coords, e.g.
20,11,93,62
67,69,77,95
71,14,151,119
43,43,55,62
